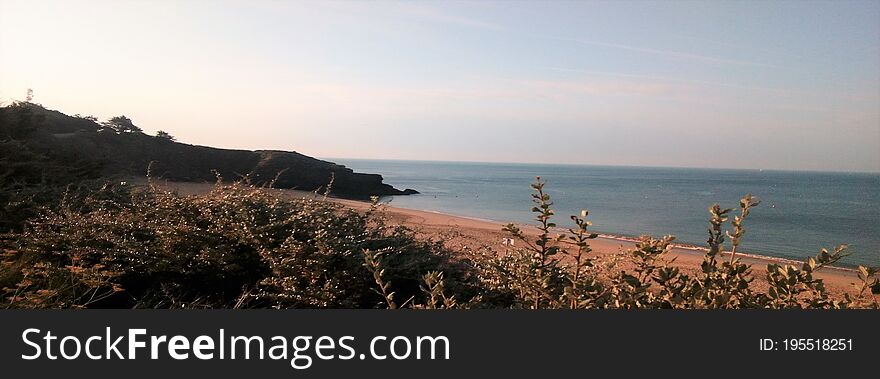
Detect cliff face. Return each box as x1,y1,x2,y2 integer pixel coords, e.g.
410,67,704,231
3,104,416,199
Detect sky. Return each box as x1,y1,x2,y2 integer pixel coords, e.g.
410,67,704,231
1,0,878,172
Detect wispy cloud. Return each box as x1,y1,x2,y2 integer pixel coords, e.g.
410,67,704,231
545,67,797,93
672,34,804,61
312,2,783,69
305,1,507,31
387,2,507,31
510,78,689,100
369,4,784,69
540,67,844,112
558,37,785,69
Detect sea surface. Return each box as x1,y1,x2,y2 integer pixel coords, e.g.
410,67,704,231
332,159,880,267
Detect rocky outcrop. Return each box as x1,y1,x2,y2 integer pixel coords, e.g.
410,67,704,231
10,104,417,199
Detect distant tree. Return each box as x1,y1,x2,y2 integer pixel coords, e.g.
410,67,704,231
155,130,175,141
73,114,98,122
0,101,42,139
102,115,142,134
25,88,33,102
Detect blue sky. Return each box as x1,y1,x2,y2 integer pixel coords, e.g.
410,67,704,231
1,0,878,172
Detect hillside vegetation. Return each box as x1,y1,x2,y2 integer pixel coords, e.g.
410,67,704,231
0,102,414,220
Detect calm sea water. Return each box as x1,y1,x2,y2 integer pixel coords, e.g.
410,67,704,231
333,159,880,267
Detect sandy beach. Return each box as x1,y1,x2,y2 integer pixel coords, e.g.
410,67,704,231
161,180,869,299
338,197,864,298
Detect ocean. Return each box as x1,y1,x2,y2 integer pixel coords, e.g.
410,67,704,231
332,159,880,267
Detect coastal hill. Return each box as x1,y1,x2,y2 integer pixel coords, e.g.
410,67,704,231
0,103,417,199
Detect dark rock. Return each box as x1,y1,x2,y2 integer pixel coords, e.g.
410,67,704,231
4,104,416,200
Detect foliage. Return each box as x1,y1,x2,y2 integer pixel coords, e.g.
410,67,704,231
73,114,98,122
0,175,876,309
500,178,567,308
101,115,142,134
155,130,175,141
0,102,104,232
0,181,474,308
486,177,878,309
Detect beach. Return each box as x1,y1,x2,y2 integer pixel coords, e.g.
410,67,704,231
162,181,868,299
333,159,880,268
338,196,863,298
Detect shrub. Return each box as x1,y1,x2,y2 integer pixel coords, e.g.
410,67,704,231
0,102,104,232
0,181,474,308
481,177,879,309
1,177,877,309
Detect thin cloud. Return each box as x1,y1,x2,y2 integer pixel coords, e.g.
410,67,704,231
561,37,786,69
390,3,508,31
673,34,805,60
545,67,798,94
380,6,787,69
318,3,781,69
307,1,507,31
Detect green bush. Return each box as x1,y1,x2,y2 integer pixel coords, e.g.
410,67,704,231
481,177,879,309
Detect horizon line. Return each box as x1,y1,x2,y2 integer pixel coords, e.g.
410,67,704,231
322,156,880,175
3,102,875,175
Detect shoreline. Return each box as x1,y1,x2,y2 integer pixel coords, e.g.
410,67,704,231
364,203,858,274
329,199,866,297
157,180,867,296
362,202,858,272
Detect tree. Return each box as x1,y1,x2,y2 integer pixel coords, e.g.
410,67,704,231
155,130,175,141
73,114,98,122
102,115,142,134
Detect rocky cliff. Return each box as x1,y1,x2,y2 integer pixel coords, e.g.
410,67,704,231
0,103,417,199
